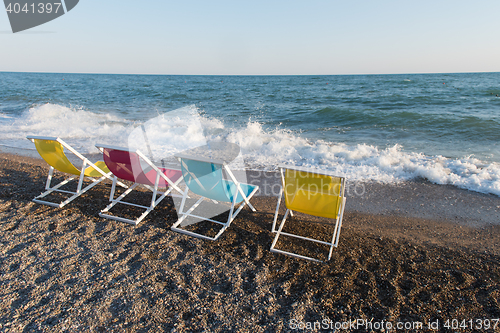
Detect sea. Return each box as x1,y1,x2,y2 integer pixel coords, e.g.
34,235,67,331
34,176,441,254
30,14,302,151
0,72,499,196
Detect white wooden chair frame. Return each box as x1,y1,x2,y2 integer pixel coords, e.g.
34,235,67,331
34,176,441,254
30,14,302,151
270,165,346,262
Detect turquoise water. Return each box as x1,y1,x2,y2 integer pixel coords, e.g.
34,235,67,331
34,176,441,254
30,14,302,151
1,72,499,195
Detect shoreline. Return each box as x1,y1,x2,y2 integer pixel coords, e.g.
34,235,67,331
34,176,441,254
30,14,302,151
1,152,500,331
2,147,499,225
2,151,499,254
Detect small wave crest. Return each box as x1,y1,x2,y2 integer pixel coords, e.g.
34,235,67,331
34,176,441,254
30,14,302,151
1,103,499,196
0,103,227,156
0,103,134,152
210,120,500,196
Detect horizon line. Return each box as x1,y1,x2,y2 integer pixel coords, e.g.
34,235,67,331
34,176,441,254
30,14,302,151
1,70,499,76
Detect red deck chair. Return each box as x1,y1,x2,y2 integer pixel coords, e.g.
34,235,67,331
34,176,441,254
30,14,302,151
95,144,183,225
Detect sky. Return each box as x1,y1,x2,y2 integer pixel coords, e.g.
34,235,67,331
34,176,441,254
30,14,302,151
1,0,500,75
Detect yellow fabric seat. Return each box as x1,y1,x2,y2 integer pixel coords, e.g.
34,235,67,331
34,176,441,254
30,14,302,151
284,170,342,219
84,161,110,178
34,139,82,176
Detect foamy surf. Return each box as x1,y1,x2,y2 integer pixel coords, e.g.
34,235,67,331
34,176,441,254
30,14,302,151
214,121,500,196
1,103,499,197
0,103,135,153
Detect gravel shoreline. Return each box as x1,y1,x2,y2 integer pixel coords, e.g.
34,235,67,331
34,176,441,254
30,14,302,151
1,153,499,332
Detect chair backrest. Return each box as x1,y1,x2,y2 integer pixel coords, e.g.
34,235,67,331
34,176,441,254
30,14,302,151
180,158,234,203
102,148,140,183
33,138,81,176
102,147,153,184
283,168,344,219
101,146,180,187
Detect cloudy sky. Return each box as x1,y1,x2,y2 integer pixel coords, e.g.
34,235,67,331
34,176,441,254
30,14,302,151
1,0,499,75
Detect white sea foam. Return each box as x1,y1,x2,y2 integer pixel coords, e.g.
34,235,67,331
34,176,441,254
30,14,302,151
127,106,223,161
1,103,499,196
212,120,500,196
0,103,134,153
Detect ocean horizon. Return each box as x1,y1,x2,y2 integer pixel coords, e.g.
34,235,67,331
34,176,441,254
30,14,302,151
1,71,499,196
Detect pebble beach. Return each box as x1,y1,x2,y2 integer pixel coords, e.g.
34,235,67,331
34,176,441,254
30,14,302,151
1,153,499,332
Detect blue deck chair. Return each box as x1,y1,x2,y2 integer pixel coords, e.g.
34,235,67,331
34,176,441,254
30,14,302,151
171,154,259,241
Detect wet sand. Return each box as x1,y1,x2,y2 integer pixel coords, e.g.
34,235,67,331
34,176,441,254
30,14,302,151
0,153,499,332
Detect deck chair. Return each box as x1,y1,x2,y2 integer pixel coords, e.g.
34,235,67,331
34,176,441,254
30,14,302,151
27,135,122,208
170,154,259,241
96,144,184,225
270,165,346,262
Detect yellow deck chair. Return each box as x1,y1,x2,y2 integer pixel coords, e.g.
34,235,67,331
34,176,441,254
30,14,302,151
27,136,124,208
270,165,346,262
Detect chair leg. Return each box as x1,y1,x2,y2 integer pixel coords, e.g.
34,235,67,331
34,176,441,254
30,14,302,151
270,209,323,262
228,185,259,222
134,208,154,225
327,198,346,260
34,174,76,200
270,207,344,263
333,198,346,247
171,194,241,241
100,180,171,226
174,196,205,227
223,165,257,212
101,183,138,213
272,188,284,233
45,167,54,190
270,209,291,252
76,161,87,194
171,195,219,241
170,172,259,241
328,218,340,261
131,174,176,226
211,195,238,240
100,168,185,225
34,171,107,208
177,186,189,216
150,172,160,208
58,174,107,208
109,176,117,202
